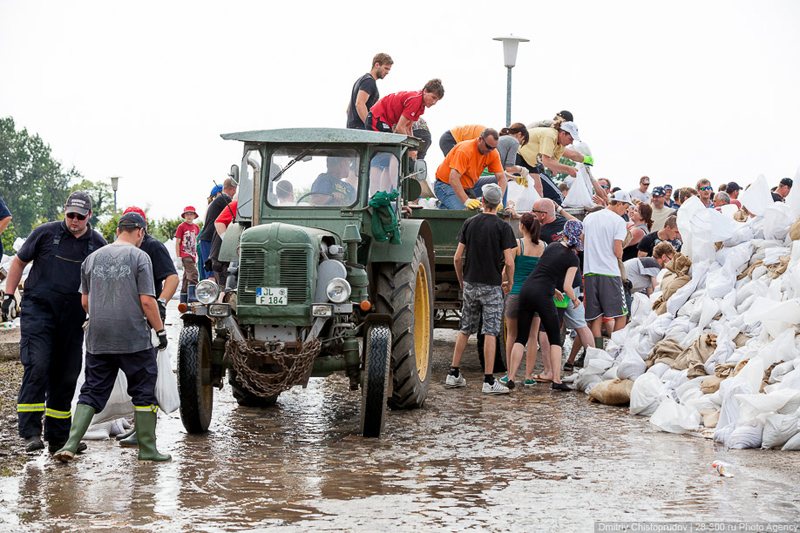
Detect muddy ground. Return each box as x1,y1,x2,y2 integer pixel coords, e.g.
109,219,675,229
1,312,799,532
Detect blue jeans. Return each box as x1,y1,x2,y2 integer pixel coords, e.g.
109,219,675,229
434,176,501,210
198,239,212,280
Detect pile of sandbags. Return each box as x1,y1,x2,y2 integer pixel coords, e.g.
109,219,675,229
566,182,800,451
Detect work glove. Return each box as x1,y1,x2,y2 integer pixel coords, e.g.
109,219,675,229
157,299,167,323
464,198,481,210
515,176,528,187
583,155,594,167
156,329,168,351
1,294,15,321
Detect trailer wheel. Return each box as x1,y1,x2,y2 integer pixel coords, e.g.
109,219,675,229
376,236,433,409
360,324,392,438
178,324,214,433
228,367,279,407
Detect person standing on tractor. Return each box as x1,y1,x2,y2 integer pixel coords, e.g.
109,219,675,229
4,192,106,453
346,53,393,129
445,184,516,395
366,79,444,136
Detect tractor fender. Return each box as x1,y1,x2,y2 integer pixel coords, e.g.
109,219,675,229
369,218,433,266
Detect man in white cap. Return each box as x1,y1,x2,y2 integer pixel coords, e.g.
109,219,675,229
516,121,594,204
582,189,631,346
446,183,516,394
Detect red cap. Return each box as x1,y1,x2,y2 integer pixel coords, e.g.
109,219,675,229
123,206,147,224
181,206,198,218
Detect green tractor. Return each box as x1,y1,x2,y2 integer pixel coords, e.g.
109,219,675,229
178,128,436,438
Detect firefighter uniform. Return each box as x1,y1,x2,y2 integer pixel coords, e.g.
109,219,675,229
16,220,106,444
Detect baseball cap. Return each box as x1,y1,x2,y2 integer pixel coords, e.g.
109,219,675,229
663,184,673,190
556,110,574,122
64,191,92,216
482,183,503,205
558,121,580,141
610,190,633,204
123,206,148,226
651,186,666,197
182,205,198,218
117,212,146,230
726,182,741,192
210,184,223,197
780,177,793,187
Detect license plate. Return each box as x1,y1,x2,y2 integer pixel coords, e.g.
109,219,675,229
256,287,287,306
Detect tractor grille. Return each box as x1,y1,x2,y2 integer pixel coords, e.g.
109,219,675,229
279,249,308,303
238,248,266,305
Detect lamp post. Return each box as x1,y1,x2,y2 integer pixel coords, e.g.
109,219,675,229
493,35,529,127
110,176,120,213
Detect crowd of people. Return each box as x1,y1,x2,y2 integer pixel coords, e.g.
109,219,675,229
341,52,797,396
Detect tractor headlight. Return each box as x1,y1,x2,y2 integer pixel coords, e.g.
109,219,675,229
196,280,220,305
325,278,351,304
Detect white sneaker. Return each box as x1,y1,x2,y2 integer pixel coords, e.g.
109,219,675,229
482,380,510,395
445,373,467,388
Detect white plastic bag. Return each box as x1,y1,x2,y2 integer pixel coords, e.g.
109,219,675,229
650,397,701,433
562,164,595,208
617,349,647,381
156,348,180,414
630,373,668,416
92,371,133,424
739,174,773,216
782,431,800,451
737,389,800,421
508,176,542,213
727,421,764,449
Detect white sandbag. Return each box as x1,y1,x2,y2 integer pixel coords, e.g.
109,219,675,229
630,373,669,416
83,418,131,441
763,246,790,266
762,202,793,241
716,383,752,437
697,298,720,331
610,327,628,346
761,413,800,449
92,371,133,425
667,261,710,317
562,164,595,208
617,349,647,381
584,347,614,373
727,421,764,449
706,265,736,300
676,196,706,261
650,397,701,433
782,431,800,451
575,371,603,394
665,368,689,390
676,377,706,404
629,292,652,326
723,224,755,248
739,174,773,216
690,206,739,243
737,389,800,421
744,297,800,341
757,329,796,367
769,361,796,383
156,348,180,414
647,362,671,378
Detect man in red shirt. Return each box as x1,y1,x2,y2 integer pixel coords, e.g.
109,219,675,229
433,128,506,210
366,79,444,135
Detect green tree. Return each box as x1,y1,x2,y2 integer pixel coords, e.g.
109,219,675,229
148,217,184,243
0,116,74,238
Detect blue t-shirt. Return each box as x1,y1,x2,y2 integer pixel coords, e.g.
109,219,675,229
311,173,356,205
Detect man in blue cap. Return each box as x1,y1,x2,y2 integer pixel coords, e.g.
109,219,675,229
199,178,236,280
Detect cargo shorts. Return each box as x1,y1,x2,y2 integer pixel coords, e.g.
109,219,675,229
460,282,504,337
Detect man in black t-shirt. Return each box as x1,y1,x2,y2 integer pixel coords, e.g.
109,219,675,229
346,53,393,129
637,214,681,257
445,184,517,395
199,178,236,279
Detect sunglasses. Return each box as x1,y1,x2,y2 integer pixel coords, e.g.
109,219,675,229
481,138,497,151
600,185,610,189
66,212,87,221
700,186,713,191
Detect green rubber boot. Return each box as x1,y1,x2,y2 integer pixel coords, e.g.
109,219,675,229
53,404,95,463
135,408,171,462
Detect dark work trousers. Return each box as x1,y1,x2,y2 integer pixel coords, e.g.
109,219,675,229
17,294,86,441
78,348,158,412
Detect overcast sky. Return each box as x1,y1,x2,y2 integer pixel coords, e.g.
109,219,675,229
1,0,798,220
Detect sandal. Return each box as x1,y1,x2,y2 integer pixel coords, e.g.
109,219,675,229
551,382,571,391
532,374,553,383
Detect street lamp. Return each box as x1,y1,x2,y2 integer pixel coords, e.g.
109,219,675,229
110,176,120,213
493,35,529,127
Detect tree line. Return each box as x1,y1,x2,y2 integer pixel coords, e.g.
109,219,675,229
1,116,186,252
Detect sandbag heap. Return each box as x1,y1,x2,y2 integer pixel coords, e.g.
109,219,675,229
565,185,800,451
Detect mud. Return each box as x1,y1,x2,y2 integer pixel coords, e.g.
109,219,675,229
1,315,799,531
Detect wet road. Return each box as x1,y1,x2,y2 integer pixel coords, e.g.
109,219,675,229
1,324,799,532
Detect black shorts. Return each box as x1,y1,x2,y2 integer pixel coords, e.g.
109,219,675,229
366,112,392,133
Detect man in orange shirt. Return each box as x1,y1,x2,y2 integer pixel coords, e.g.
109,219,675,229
434,128,506,210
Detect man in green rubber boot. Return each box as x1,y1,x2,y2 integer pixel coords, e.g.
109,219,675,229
54,212,171,463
